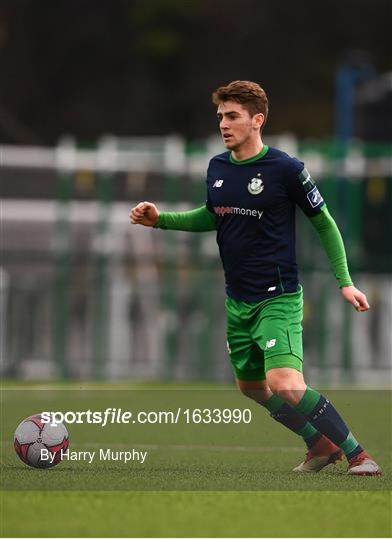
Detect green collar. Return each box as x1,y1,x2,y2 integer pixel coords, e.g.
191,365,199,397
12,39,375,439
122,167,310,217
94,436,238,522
229,145,269,165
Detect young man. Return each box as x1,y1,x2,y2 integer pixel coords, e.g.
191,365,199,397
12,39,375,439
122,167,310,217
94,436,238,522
130,80,382,475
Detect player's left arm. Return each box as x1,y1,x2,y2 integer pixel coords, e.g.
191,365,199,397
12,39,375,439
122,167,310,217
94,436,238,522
288,164,369,312
309,207,370,312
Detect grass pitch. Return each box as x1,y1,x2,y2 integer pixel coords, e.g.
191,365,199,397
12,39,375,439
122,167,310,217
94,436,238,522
1,381,391,537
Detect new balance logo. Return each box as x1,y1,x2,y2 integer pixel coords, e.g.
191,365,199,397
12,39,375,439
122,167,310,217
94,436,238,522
213,179,224,188
312,400,329,420
266,339,276,349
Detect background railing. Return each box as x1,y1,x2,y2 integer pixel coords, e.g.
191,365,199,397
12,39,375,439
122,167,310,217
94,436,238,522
1,136,391,384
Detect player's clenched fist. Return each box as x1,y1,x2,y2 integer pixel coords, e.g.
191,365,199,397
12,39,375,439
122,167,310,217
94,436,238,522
129,201,160,227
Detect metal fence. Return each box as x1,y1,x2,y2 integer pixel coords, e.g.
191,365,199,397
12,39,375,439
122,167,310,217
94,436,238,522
1,136,391,384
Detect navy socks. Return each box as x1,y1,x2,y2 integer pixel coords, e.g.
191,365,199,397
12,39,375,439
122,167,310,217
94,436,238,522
294,387,363,459
262,394,322,449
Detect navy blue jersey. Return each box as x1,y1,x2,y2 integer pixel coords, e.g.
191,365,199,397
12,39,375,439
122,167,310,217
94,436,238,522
206,146,325,301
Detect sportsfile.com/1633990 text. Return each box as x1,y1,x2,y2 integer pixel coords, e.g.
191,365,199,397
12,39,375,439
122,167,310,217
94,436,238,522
40,408,253,427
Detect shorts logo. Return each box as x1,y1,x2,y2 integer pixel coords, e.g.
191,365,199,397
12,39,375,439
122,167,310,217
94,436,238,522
248,177,264,195
266,339,276,349
307,186,323,208
213,179,224,188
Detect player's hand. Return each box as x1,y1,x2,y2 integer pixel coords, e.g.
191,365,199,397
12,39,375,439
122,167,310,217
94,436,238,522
129,201,159,227
340,285,370,312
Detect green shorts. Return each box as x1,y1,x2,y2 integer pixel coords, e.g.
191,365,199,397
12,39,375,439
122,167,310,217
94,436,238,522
226,287,304,381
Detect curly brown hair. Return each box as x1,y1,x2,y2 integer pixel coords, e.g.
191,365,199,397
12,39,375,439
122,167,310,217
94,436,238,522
212,80,269,130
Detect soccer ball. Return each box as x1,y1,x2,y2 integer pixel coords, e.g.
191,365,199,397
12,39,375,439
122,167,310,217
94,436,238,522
14,414,69,469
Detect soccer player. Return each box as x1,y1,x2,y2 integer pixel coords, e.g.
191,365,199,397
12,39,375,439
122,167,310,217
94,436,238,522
130,80,382,475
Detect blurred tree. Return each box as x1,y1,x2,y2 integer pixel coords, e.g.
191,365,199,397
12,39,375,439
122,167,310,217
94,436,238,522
0,0,390,144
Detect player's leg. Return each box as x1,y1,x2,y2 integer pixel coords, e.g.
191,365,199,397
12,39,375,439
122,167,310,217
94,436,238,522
226,296,323,450
266,366,382,475
258,289,381,475
236,377,326,449
254,289,345,472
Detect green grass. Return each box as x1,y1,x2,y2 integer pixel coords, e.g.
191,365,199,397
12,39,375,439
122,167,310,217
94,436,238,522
1,382,391,537
2,491,391,537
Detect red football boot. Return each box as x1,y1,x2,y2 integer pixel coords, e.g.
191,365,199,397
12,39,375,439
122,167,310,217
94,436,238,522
293,435,344,473
347,451,383,476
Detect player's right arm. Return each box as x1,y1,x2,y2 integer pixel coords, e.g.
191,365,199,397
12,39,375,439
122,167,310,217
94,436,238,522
130,202,216,232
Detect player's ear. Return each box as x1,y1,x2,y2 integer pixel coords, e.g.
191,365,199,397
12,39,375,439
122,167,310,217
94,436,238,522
253,113,264,130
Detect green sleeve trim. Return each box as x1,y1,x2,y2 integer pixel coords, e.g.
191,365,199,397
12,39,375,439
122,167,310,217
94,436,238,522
155,205,216,232
309,206,353,287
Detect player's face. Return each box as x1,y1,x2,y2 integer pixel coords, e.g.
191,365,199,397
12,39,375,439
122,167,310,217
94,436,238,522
217,101,264,151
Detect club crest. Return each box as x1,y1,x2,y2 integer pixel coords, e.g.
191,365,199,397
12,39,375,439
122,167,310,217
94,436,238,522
248,177,264,195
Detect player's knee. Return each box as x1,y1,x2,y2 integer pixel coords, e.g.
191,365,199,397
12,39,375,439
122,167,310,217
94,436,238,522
240,387,272,403
267,379,291,395
266,371,306,404
236,379,271,403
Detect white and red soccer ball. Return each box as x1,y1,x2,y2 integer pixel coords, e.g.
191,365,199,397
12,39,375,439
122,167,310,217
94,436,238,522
14,414,69,468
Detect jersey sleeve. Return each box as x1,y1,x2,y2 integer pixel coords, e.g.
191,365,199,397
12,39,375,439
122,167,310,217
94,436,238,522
155,205,216,232
287,161,325,217
309,206,353,287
